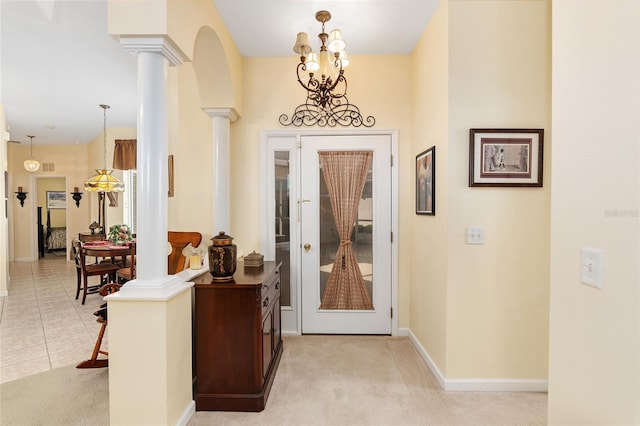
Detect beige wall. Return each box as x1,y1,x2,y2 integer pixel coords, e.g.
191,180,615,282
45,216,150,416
168,0,242,113
168,61,215,244
1,105,8,295
410,0,450,374
549,0,640,424
446,0,550,380
410,0,551,381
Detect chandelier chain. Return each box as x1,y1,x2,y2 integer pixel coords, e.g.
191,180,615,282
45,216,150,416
100,104,110,169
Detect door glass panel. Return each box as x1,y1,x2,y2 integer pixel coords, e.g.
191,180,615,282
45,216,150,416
318,152,374,310
274,151,291,307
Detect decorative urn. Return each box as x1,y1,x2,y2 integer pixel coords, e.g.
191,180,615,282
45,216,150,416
208,231,237,281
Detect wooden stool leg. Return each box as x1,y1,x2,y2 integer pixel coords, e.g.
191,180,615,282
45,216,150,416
75,269,81,300
81,274,88,305
76,322,109,369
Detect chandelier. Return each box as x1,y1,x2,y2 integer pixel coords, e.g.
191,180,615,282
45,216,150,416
23,135,40,172
84,104,125,192
279,10,375,128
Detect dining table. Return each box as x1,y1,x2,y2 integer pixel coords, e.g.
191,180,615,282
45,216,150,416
81,241,135,268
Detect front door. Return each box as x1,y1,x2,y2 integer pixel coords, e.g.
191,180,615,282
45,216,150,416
300,134,392,334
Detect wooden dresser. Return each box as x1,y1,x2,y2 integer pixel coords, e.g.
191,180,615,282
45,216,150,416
192,261,283,412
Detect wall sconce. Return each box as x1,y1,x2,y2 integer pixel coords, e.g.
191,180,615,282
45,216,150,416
70,187,83,208
15,186,27,207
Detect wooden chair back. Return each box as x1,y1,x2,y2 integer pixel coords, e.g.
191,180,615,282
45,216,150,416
71,240,83,300
168,231,203,274
116,243,136,283
78,245,120,305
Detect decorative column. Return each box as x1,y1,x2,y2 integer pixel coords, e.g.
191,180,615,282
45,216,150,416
107,36,195,426
120,37,187,286
203,108,239,234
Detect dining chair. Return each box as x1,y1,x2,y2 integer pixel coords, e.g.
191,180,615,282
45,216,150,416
76,283,122,369
168,231,203,274
116,243,136,283
78,244,120,305
71,240,83,300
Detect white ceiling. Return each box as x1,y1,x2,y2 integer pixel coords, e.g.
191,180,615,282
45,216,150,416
1,0,438,146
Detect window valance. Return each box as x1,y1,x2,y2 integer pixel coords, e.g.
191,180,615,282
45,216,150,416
113,139,137,170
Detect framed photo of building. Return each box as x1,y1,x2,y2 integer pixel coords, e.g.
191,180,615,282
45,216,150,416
416,146,435,215
469,128,544,187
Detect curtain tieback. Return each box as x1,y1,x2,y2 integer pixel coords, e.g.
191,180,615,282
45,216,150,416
340,240,351,246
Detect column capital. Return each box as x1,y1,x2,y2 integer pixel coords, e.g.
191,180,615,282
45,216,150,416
120,36,188,66
203,107,240,122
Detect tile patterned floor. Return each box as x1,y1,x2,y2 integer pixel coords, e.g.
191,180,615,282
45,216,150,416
0,255,107,383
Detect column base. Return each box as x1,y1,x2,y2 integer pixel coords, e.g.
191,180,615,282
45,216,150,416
109,275,193,301
108,277,194,425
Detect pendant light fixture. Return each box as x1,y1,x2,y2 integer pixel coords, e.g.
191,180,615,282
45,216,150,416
279,10,375,128
23,135,41,172
84,104,125,192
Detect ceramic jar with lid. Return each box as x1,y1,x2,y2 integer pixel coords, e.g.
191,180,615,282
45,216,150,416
208,231,237,281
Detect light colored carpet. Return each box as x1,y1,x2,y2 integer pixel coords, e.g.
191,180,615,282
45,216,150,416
189,335,547,425
0,363,109,425
0,336,547,425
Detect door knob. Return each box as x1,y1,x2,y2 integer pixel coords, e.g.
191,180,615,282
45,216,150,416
303,243,311,251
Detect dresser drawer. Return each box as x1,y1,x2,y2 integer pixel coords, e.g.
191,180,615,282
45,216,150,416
261,269,280,316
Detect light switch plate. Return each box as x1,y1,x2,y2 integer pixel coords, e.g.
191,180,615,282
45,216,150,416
466,227,485,244
580,247,603,288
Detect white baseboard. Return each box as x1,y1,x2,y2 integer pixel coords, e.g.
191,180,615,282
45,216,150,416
407,329,447,389
407,329,548,392
443,378,548,392
397,327,410,337
177,400,195,426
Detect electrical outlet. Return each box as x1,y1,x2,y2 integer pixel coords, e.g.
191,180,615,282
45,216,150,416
466,227,485,244
580,247,603,288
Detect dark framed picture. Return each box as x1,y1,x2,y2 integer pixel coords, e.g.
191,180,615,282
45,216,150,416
469,128,544,187
168,154,174,197
416,146,435,215
46,191,66,209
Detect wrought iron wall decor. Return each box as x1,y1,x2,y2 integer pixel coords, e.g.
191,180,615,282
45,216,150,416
279,10,375,128
71,190,83,207
15,188,27,207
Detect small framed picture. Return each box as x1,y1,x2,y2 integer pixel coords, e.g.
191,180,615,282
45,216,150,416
46,191,66,209
416,146,435,215
469,128,544,187
168,154,175,197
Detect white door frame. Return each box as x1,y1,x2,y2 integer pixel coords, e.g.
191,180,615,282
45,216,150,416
33,175,68,261
260,129,399,336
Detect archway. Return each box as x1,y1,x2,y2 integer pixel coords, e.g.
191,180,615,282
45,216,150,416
192,26,234,108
